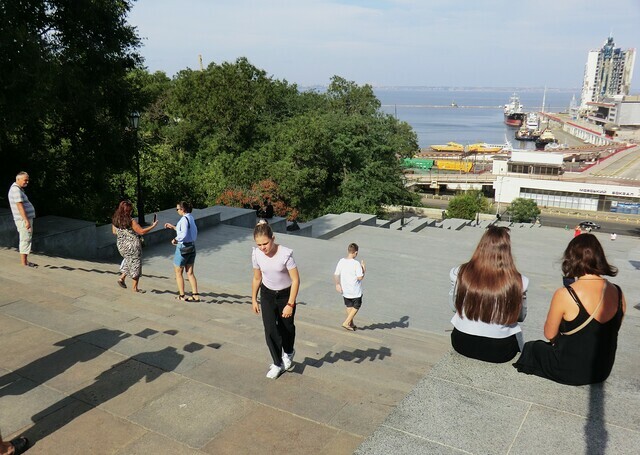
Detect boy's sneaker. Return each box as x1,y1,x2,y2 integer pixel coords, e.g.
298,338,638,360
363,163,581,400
282,350,295,371
266,364,283,379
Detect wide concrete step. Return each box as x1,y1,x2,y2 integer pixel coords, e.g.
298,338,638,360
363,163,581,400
0,245,450,453
1,251,446,391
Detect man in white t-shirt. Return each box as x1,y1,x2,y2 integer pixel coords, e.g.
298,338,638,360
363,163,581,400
8,171,37,267
334,243,365,331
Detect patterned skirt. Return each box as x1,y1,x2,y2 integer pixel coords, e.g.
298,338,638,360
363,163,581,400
116,228,142,279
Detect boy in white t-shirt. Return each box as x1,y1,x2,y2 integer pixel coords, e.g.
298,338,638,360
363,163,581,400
334,243,366,331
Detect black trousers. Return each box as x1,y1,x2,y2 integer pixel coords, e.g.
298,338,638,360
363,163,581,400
260,284,296,366
451,328,519,363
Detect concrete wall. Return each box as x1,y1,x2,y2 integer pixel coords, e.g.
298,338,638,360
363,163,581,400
31,216,97,260
618,102,640,126
0,208,18,247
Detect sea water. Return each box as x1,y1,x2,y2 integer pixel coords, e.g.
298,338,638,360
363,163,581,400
374,88,577,148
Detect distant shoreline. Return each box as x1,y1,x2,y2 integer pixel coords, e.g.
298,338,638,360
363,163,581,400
301,85,582,92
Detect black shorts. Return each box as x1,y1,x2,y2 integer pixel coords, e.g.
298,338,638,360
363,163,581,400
343,296,363,309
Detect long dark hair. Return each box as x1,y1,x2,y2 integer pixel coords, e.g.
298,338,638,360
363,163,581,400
112,200,133,229
455,226,523,325
562,233,617,277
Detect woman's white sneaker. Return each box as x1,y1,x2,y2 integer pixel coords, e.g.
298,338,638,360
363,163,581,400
266,364,283,379
282,350,295,371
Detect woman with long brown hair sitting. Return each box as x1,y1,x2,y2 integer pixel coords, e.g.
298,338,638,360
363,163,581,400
449,226,529,363
514,234,626,385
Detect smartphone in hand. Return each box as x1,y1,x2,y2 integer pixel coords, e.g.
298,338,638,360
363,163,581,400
153,213,157,223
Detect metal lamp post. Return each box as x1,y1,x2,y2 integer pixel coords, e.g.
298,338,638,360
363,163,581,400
129,111,145,226
400,174,407,228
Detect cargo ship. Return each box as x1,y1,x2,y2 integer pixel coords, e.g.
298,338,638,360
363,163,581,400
503,93,525,127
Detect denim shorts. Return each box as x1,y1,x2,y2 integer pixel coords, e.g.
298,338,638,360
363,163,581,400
173,244,196,267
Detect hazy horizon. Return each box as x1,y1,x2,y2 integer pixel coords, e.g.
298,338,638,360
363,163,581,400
129,0,639,92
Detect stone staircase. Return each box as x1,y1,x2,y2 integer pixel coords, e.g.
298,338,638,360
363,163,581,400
0,212,450,454
4,206,639,454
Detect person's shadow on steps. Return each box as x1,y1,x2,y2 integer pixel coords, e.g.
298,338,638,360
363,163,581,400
22,346,185,448
0,328,130,398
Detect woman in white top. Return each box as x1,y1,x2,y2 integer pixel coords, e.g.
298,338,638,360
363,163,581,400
449,226,528,363
251,220,300,379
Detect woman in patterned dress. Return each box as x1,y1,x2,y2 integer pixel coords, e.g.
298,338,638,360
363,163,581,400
111,200,158,293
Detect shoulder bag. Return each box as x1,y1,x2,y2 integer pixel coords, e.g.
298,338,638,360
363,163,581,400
180,217,195,255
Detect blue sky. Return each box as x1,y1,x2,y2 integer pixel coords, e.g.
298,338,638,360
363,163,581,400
129,0,640,90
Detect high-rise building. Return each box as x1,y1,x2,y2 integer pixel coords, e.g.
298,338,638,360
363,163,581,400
579,36,635,111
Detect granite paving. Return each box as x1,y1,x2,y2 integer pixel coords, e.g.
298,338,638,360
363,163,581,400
1,209,638,454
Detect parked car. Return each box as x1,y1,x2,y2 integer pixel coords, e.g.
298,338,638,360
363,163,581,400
579,221,601,230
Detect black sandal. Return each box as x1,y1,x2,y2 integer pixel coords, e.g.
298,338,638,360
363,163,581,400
185,293,201,302
176,294,186,301
117,279,127,289
10,437,30,455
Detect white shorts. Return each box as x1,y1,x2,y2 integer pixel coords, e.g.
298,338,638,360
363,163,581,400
15,218,33,254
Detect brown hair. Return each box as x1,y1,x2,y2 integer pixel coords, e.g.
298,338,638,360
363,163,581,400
177,201,193,213
562,233,617,278
348,243,359,254
112,200,133,229
253,219,273,239
455,226,523,325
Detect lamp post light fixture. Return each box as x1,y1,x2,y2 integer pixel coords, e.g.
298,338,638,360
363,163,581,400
129,111,146,226
400,174,408,228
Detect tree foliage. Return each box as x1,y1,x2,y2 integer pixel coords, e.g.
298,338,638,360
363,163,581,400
0,0,141,220
508,198,541,223
1,3,418,222
136,65,419,221
446,190,489,220
216,180,299,221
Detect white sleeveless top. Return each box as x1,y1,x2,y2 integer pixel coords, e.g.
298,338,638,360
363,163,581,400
449,266,529,339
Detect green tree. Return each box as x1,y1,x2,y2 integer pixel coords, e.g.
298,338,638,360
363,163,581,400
163,58,300,157
0,0,142,221
130,69,419,221
326,76,380,116
446,190,489,220
508,198,541,223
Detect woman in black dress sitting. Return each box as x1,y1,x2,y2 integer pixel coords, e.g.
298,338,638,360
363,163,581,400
514,234,626,385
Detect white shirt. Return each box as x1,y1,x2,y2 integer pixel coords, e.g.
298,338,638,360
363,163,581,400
252,245,297,291
334,258,364,298
449,266,529,339
176,214,197,243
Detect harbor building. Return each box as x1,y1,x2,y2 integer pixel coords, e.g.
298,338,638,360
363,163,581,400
494,175,640,214
585,94,640,140
491,149,640,214
579,36,636,112
408,145,640,214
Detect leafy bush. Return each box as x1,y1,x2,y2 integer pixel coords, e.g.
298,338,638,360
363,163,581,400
446,190,489,220
216,180,299,220
508,198,541,223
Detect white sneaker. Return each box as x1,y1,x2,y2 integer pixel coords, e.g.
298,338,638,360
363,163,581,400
266,364,283,379
282,350,295,371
